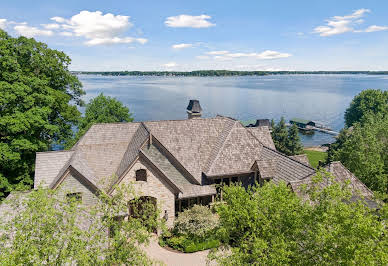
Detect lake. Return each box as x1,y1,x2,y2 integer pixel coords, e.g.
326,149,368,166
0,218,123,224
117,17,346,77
77,74,388,147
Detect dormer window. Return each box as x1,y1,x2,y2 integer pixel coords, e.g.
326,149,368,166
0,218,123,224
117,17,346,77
136,169,147,182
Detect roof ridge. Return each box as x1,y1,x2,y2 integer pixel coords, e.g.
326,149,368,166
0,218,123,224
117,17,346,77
205,120,237,175
114,123,149,179
244,123,270,148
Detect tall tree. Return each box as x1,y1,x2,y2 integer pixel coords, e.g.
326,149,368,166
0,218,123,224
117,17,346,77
330,112,388,193
344,89,388,127
66,93,133,149
271,117,303,155
0,30,84,197
286,124,303,155
271,117,291,154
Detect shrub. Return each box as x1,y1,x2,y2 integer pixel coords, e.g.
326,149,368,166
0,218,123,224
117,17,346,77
174,205,219,238
184,238,220,253
164,235,220,253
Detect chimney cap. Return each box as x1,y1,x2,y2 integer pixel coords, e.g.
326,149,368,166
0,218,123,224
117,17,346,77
186,100,202,113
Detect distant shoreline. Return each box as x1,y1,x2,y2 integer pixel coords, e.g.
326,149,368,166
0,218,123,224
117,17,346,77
72,70,388,77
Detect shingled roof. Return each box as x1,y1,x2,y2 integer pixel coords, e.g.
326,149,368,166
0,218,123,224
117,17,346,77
289,161,376,208
34,116,316,198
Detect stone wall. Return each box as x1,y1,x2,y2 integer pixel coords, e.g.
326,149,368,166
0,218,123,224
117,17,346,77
56,170,99,207
117,158,177,228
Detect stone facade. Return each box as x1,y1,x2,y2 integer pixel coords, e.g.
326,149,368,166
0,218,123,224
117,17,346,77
117,158,176,228
55,170,99,207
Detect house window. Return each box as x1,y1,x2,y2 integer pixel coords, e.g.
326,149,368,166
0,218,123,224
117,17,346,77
135,169,147,182
66,192,82,203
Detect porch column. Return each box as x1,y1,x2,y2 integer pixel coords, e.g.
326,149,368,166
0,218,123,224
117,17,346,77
211,194,215,203
197,197,200,204
179,199,181,212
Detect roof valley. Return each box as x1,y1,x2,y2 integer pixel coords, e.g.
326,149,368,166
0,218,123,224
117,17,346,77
205,120,237,175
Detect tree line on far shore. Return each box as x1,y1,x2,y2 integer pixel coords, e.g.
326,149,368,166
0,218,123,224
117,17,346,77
74,70,388,77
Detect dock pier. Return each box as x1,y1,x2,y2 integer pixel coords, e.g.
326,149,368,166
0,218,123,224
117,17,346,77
288,118,339,136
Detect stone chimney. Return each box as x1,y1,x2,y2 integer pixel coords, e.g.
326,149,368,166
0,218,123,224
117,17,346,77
186,99,202,119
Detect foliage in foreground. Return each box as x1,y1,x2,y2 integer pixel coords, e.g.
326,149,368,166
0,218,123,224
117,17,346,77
329,111,388,194
0,30,84,198
271,118,303,155
0,184,159,265
210,173,388,265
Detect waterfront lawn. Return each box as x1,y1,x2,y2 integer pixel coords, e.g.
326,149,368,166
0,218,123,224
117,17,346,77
304,150,327,168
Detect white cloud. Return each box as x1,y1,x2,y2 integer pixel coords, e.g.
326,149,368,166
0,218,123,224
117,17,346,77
50,16,67,23
14,24,53,38
204,50,292,60
60,31,73,37
172,43,193,49
52,10,147,46
41,23,60,30
206,50,229,55
255,50,292,59
163,62,177,67
363,25,388,32
332,8,370,20
85,37,147,46
0,19,7,29
165,14,215,28
313,9,388,36
196,55,210,59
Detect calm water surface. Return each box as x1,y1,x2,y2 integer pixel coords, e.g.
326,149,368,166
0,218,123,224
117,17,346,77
77,74,388,146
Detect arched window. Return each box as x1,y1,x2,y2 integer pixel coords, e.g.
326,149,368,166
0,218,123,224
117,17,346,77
135,169,147,182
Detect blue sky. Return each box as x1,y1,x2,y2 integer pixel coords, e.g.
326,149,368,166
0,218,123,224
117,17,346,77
1,0,388,71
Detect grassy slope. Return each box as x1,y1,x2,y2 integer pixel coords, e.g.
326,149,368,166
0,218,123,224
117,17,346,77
303,150,327,168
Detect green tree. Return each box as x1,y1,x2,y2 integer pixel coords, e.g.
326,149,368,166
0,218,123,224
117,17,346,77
344,89,388,127
0,30,84,197
286,124,303,155
211,173,387,265
330,112,388,193
271,117,303,155
66,93,133,149
0,184,158,265
271,117,291,154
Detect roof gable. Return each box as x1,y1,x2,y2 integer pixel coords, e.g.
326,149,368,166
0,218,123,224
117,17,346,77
206,123,264,176
50,150,100,191
144,116,232,183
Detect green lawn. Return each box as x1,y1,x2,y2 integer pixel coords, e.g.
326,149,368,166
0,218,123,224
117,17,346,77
303,150,327,168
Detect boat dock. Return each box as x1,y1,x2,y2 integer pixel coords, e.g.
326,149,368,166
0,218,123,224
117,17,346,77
289,118,339,136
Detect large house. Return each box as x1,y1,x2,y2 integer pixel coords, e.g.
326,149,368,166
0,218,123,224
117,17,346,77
4,100,375,228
